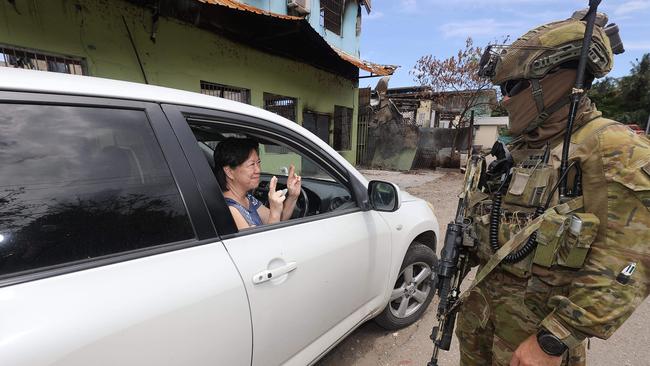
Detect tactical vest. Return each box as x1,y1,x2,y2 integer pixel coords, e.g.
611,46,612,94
468,117,619,280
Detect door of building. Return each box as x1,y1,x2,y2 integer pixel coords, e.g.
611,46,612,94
302,111,330,175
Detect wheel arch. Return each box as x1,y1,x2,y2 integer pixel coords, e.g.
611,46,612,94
412,230,437,253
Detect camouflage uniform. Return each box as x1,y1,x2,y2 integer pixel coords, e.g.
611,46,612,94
456,10,650,366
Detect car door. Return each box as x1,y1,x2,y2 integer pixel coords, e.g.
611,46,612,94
0,93,251,366
163,104,393,366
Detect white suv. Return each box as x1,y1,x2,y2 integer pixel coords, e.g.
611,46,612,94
0,68,440,366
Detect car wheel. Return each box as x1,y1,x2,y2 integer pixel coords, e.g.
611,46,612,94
374,242,438,330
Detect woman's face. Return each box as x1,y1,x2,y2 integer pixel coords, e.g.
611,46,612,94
227,149,261,191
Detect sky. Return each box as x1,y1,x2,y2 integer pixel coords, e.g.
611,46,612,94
358,0,650,89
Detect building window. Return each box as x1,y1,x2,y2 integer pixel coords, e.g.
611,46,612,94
0,45,86,75
264,93,297,121
200,81,251,104
321,0,343,35
263,93,297,153
333,106,353,151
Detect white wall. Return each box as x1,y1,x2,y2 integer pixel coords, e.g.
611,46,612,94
474,125,501,149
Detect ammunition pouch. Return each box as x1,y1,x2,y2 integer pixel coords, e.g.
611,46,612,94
471,208,537,279
490,162,554,278
533,207,600,269
499,217,535,278
505,165,553,208
557,213,599,268
532,209,568,267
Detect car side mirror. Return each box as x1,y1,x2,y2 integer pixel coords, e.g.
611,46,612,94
368,180,400,212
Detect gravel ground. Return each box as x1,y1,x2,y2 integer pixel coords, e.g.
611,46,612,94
315,169,650,366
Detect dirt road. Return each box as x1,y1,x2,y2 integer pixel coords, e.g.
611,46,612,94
316,169,650,366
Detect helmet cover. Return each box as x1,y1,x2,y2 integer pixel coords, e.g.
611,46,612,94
478,10,616,85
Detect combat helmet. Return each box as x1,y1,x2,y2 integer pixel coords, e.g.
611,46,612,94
478,10,624,134
479,9,624,86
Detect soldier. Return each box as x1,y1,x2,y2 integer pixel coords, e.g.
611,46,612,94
455,9,650,366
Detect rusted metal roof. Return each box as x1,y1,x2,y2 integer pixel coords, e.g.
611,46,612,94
198,0,304,20
332,47,398,76
138,0,396,78
198,0,397,76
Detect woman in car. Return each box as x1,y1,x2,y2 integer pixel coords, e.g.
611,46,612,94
213,137,301,230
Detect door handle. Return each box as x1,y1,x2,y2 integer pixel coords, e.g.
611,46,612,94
252,262,297,284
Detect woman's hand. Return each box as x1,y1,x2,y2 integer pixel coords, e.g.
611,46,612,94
286,164,302,199
267,176,286,222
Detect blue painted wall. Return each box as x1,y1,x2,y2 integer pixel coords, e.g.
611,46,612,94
241,0,361,56
245,0,281,13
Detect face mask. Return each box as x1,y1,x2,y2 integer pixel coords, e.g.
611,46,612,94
503,85,537,136
503,69,577,137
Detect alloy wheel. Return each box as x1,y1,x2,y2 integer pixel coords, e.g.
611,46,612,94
388,261,432,319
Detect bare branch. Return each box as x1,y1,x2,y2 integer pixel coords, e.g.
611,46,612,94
411,36,508,125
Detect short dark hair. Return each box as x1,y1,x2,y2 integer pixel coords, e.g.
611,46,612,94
213,137,259,190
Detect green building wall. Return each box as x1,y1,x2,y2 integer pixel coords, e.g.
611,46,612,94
0,0,360,164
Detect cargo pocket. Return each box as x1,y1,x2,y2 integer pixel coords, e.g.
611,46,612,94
604,158,650,212
533,209,569,268
556,213,599,269
457,286,490,334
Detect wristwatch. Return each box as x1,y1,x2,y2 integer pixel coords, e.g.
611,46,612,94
536,328,568,356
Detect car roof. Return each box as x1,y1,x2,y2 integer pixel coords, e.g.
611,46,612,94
0,68,368,184
1,68,283,122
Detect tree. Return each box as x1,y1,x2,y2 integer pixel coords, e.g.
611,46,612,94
589,77,623,117
411,37,499,127
619,53,650,127
589,53,650,128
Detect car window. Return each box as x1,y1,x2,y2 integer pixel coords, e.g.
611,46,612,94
189,122,357,226
0,104,194,278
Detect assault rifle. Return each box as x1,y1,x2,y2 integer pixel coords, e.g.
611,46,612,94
428,143,512,366
427,153,481,366
427,198,472,366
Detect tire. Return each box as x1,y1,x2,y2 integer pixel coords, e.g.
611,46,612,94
374,242,438,330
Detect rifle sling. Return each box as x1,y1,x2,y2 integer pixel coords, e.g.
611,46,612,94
449,196,584,313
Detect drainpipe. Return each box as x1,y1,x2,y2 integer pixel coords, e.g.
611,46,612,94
122,16,149,84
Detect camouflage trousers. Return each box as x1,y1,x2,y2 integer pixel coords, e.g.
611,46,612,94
456,269,586,366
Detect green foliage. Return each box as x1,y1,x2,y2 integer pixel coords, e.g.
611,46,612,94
589,53,650,129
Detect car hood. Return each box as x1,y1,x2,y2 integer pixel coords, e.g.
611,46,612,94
400,190,418,202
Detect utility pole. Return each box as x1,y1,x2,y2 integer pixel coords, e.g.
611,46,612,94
468,110,475,155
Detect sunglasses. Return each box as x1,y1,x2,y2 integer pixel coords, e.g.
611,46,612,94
500,79,531,97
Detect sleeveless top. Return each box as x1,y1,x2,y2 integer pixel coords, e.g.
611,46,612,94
225,193,263,227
